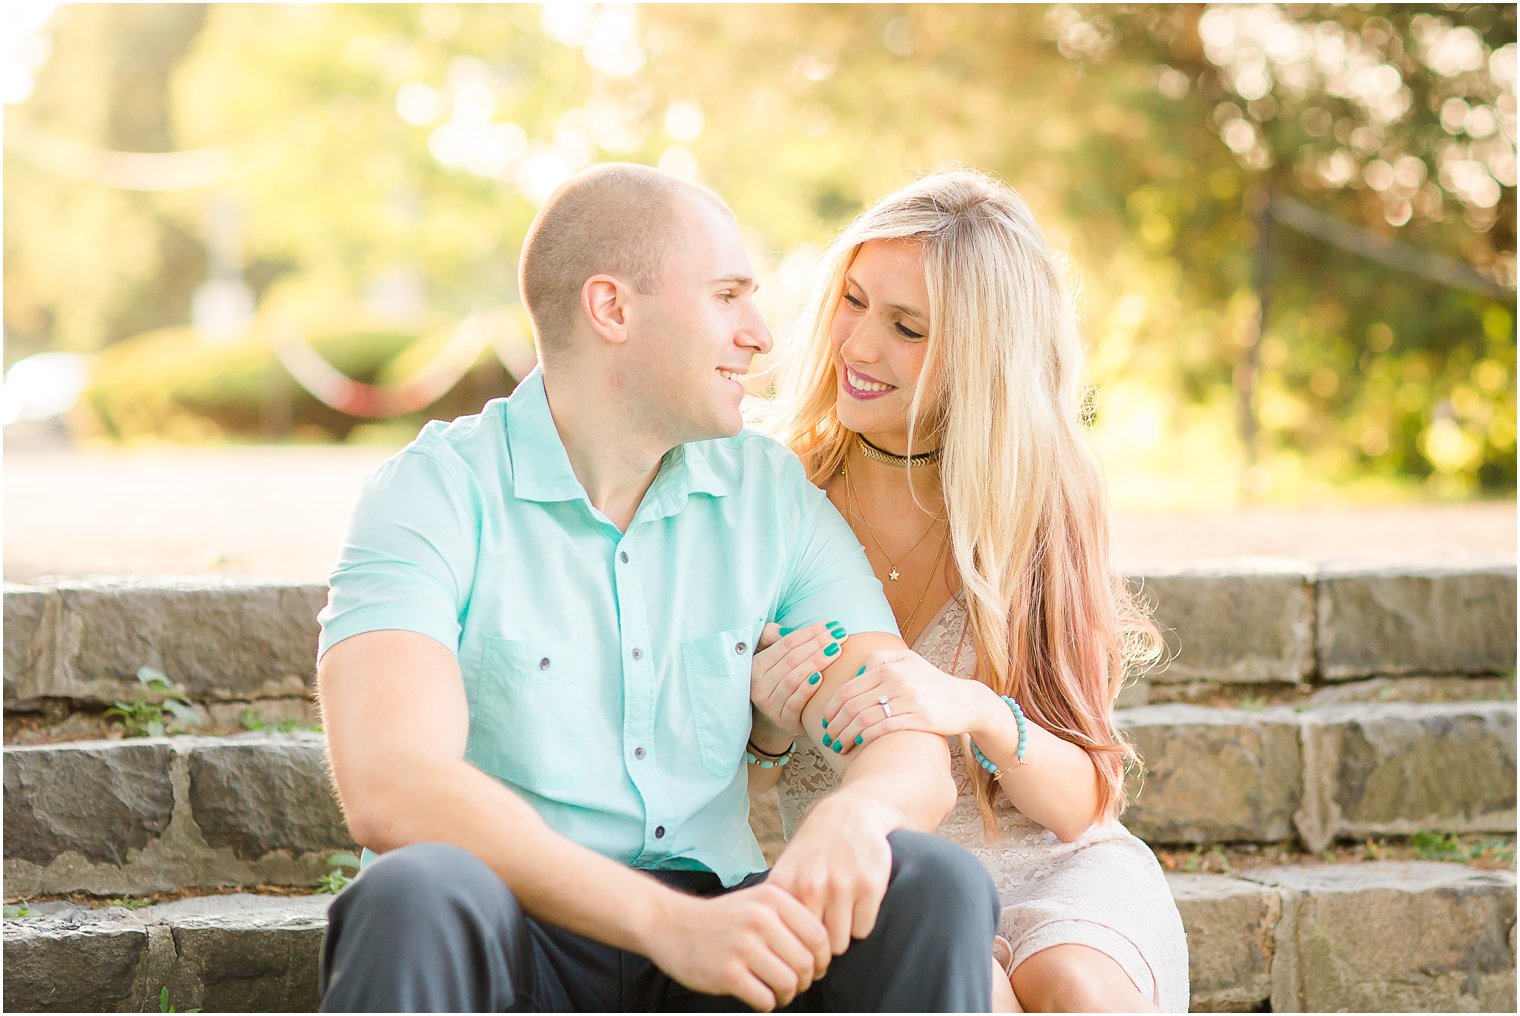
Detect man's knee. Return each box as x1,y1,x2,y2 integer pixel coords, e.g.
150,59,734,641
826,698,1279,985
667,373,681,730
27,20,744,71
883,830,999,937
321,844,525,1011
336,842,515,925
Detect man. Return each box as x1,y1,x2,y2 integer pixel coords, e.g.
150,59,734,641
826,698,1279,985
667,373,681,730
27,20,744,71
316,163,997,1012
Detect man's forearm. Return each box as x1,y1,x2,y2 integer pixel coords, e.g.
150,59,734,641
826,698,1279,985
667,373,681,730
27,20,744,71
352,754,689,955
827,728,957,832
790,633,957,833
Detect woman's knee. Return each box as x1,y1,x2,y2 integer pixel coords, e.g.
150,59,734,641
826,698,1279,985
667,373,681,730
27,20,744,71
883,830,999,935
1012,945,1154,1013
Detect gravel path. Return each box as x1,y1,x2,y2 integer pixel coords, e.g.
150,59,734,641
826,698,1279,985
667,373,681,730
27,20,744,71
4,443,1513,582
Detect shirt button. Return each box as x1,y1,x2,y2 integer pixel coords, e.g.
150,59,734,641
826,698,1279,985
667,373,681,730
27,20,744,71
654,825,666,839
538,657,550,670
619,551,629,563
634,747,647,760
734,642,747,654
632,647,642,660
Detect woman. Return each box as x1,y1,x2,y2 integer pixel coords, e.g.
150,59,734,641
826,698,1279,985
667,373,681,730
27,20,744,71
748,170,1188,1012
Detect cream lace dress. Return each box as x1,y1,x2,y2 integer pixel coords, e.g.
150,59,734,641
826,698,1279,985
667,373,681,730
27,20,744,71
778,591,1190,1012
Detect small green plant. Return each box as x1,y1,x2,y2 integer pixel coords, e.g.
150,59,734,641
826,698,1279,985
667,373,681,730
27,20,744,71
1178,845,1228,873
1362,837,1389,861
158,985,201,1013
1412,831,1516,864
1469,838,1517,864
317,851,362,894
241,708,320,734
3,901,31,918
1412,830,1467,861
111,895,149,910
1237,694,1267,713
105,667,200,738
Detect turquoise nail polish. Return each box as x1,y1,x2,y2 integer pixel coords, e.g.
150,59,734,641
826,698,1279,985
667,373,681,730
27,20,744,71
827,619,840,627
821,717,828,728
779,626,795,636
855,665,866,677
807,672,821,685
823,643,840,657
832,740,843,753
855,735,863,745
821,734,832,748
829,626,847,638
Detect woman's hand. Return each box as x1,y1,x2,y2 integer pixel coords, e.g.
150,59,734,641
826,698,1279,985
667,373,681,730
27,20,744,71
816,648,994,757
750,620,848,738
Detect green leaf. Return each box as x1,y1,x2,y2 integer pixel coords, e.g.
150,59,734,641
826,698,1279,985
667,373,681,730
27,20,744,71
163,700,200,724
146,720,165,738
137,666,171,687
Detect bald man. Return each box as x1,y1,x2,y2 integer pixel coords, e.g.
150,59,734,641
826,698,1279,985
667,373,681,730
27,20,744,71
315,164,997,1012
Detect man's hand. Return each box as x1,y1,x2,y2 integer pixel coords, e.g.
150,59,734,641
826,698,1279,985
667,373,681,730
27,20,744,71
643,884,832,1012
766,793,897,956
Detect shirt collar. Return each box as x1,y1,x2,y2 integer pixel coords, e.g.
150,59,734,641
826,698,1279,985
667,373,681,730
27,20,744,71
504,368,731,510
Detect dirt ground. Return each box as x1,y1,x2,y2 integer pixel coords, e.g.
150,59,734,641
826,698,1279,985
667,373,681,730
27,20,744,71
3,442,1514,582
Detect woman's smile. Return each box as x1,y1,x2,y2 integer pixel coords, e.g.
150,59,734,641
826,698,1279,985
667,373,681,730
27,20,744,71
840,364,898,399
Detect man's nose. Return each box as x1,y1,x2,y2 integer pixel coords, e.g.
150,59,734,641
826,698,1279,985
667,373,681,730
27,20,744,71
741,301,773,356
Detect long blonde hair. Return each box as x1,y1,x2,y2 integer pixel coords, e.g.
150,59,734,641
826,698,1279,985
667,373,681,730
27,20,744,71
764,169,1163,831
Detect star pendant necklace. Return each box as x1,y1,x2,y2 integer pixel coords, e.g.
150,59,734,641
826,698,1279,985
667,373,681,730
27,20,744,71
842,457,944,583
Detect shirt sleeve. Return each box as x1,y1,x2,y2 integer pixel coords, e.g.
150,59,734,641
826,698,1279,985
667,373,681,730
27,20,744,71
773,459,901,638
317,447,479,660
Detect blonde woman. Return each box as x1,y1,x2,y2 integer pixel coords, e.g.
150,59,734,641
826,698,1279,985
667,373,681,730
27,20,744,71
747,170,1189,1012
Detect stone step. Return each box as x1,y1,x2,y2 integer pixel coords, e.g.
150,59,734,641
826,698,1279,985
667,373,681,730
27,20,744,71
3,862,1512,1013
1175,861,1516,1012
1119,700,1517,851
6,564,1514,712
2,893,329,1013
7,701,1513,895
3,733,353,897
4,578,327,712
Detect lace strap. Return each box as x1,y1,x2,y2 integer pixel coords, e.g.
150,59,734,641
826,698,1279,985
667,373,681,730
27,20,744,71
949,608,972,677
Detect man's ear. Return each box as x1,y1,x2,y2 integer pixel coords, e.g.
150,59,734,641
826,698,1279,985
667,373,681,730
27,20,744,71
581,275,632,346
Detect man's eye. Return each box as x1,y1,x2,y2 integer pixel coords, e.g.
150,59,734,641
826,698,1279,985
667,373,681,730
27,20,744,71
896,323,925,340
842,293,865,309
718,291,735,302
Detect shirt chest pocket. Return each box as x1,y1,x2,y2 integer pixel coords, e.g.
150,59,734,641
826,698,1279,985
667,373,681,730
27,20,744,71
681,623,760,779
466,637,590,793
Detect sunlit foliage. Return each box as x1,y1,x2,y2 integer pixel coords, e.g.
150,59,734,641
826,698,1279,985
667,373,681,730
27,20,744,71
3,3,1513,501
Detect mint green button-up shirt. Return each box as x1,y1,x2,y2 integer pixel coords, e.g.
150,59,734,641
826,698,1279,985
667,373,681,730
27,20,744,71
318,369,897,886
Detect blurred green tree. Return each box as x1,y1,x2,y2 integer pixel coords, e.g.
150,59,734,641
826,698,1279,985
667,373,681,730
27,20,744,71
3,3,1512,497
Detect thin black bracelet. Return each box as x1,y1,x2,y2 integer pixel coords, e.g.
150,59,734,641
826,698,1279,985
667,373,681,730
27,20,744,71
746,737,796,759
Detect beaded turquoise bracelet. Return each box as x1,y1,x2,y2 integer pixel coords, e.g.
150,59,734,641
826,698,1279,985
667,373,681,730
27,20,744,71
968,696,1028,778
744,738,796,769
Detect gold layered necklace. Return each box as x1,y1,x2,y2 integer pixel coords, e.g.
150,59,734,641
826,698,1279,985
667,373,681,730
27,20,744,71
842,460,942,582
840,447,952,642
901,528,952,641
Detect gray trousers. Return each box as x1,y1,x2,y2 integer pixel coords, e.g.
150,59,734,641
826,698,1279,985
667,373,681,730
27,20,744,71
320,830,999,1012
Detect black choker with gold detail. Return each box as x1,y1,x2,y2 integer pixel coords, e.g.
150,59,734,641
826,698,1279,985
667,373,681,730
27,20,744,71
857,434,942,468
